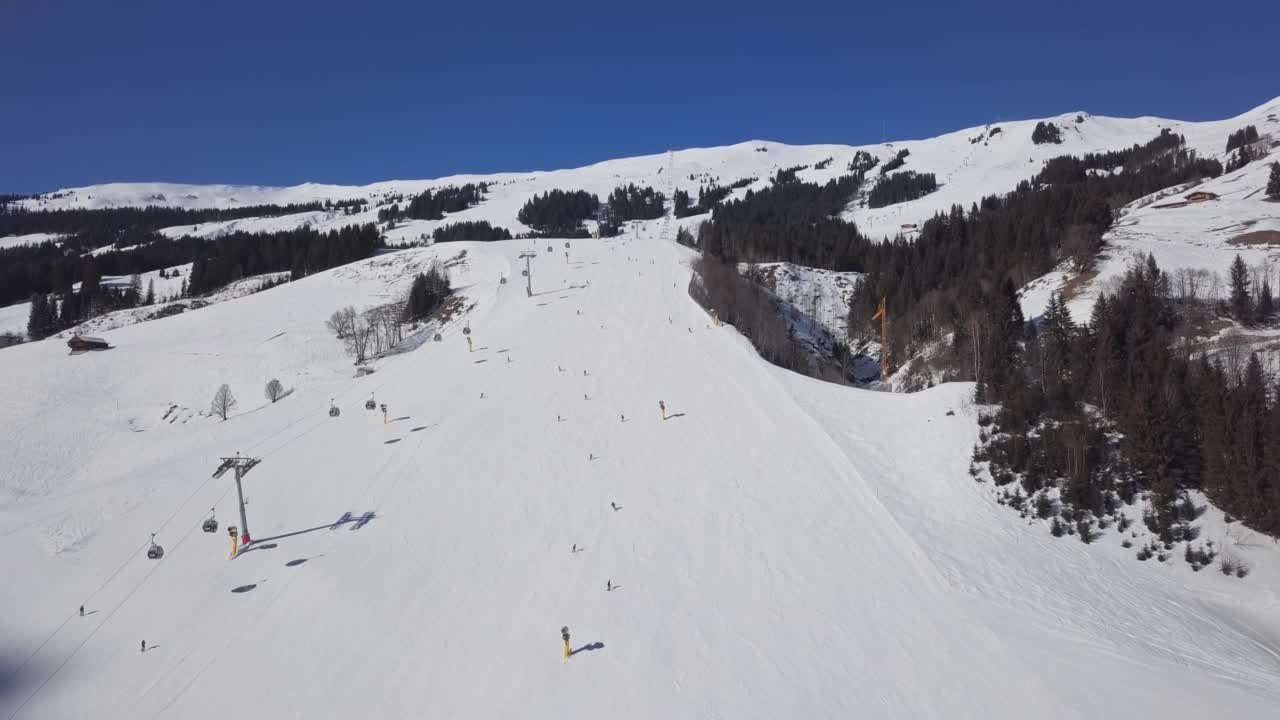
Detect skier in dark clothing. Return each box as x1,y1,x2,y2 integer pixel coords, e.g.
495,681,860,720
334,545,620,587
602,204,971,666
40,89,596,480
79,605,84,617
141,640,146,653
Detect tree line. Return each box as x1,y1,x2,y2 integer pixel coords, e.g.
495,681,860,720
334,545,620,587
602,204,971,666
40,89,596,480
1032,121,1063,144
1225,125,1259,152
0,201,325,244
980,255,1280,543
605,184,666,222
1033,129,1186,185
696,173,864,270
866,171,938,208
433,220,512,243
688,126,1280,539
517,189,599,236
23,223,382,339
376,184,488,223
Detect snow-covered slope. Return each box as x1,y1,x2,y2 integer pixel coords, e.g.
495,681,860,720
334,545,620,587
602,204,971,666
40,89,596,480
2,220,1278,719
1020,100,1280,322
13,98,1279,251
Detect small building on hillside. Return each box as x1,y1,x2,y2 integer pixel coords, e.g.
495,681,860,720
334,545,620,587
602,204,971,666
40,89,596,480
67,334,110,352
1185,191,1219,204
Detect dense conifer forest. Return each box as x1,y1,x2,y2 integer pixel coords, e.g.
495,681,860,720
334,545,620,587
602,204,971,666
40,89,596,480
516,189,599,236
432,220,512,243
866,171,938,208
21,224,381,339
689,126,1276,540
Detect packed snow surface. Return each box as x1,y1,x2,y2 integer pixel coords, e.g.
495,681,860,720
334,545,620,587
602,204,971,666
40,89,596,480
2,220,1279,719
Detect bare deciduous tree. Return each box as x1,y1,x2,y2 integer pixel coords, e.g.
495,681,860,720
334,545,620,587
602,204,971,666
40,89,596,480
265,378,284,403
326,307,357,339
211,384,237,421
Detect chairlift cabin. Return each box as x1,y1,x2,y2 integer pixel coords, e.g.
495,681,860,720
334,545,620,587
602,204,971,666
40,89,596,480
366,394,376,410
147,534,164,560
433,333,442,342
202,510,218,533
329,399,341,417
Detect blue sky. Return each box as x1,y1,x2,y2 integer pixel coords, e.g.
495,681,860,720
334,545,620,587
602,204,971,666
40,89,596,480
1,0,1275,192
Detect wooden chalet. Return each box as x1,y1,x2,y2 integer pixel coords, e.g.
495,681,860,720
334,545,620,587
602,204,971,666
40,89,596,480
67,334,110,352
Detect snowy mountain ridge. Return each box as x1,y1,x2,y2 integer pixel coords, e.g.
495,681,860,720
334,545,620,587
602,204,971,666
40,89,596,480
14,97,1279,247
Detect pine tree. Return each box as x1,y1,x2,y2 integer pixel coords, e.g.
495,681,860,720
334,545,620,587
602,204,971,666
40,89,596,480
26,293,50,339
1257,278,1274,321
1229,254,1251,324
145,280,156,306
1268,162,1280,200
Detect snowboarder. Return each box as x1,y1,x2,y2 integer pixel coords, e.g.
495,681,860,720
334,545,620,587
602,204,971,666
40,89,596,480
611,502,619,511
620,413,625,422
79,605,84,617
606,580,612,592
571,544,578,553
140,640,146,653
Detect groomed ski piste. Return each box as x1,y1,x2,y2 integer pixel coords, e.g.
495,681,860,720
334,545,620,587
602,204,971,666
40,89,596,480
3,217,1280,719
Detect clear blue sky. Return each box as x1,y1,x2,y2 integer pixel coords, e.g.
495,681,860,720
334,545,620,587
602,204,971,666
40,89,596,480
2,0,1275,192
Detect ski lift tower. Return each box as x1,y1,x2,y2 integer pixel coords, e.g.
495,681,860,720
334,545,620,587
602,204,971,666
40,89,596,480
212,454,261,545
518,250,537,297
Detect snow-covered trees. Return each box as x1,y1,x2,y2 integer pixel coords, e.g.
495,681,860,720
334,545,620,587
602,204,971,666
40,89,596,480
211,384,237,421
265,378,284,403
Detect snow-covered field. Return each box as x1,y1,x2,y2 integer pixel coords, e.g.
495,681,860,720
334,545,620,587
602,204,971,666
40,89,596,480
2,220,1278,719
